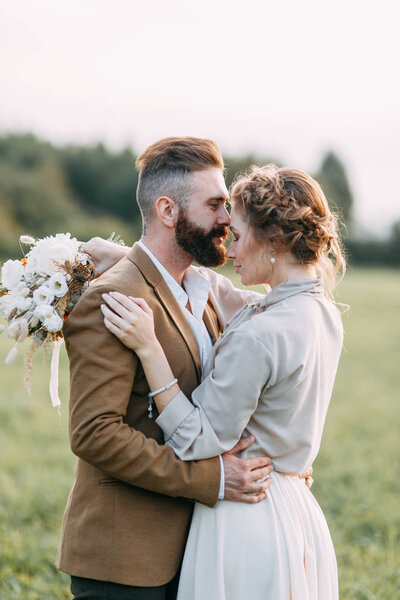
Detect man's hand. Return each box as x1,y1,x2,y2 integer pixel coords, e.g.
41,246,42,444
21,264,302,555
299,466,313,489
222,436,273,504
82,237,129,277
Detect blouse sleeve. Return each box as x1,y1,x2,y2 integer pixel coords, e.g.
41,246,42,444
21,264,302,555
199,268,264,328
155,330,273,460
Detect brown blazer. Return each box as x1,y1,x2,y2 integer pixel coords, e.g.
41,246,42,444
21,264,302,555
56,243,221,587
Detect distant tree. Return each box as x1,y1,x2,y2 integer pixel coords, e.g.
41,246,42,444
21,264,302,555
387,220,400,264
0,133,53,170
314,151,354,234
224,154,280,190
60,144,140,222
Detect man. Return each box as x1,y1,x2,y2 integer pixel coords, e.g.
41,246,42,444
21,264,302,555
57,137,274,599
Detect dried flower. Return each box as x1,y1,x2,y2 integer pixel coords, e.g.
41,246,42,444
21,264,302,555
20,235,36,245
5,346,18,364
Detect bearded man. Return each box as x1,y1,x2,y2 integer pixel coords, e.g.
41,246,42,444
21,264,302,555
57,137,273,600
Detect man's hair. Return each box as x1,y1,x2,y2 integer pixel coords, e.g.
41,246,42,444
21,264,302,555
135,137,224,224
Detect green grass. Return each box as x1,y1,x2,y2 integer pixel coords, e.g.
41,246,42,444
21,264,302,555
1,268,399,599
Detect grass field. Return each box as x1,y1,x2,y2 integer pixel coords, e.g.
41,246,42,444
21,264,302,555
0,268,399,599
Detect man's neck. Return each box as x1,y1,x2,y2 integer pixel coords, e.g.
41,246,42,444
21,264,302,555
140,235,192,286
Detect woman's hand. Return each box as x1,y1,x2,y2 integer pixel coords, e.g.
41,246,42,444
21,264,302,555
82,237,129,277
300,466,313,489
101,291,159,357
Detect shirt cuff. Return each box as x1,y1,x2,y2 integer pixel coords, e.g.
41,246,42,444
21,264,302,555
155,391,194,441
218,455,225,500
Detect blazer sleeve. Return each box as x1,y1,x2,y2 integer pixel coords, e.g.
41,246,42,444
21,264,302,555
156,330,273,460
64,283,220,507
199,268,264,328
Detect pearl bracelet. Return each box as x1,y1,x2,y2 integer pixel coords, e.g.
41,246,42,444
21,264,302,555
147,378,178,419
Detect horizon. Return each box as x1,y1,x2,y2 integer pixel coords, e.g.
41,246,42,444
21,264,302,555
1,0,399,235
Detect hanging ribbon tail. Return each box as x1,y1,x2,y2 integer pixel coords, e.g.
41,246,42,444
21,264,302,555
49,338,64,408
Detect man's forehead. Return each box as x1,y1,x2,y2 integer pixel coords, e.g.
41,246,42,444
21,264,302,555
190,168,229,198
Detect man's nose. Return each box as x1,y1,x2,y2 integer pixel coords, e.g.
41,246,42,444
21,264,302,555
217,204,231,225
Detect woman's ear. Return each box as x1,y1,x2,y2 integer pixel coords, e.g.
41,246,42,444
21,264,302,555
155,196,179,229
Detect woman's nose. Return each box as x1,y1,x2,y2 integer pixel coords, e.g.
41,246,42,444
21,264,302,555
226,241,234,258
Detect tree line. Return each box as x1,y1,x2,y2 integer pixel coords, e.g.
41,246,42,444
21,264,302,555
0,133,398,264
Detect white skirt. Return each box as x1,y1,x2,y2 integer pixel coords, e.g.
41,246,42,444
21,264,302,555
177,472,338,600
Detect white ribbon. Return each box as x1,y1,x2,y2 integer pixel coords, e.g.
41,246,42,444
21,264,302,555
49,338,64,408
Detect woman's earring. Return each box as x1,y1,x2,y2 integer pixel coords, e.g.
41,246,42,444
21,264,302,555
270,250,276,264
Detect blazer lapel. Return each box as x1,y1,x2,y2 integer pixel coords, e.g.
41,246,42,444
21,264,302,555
127,244,202,379
203,300,221,344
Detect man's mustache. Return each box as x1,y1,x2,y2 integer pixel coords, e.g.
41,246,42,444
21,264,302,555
208,226,228,241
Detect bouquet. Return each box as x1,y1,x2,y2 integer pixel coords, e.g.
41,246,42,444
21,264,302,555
0,233,122,407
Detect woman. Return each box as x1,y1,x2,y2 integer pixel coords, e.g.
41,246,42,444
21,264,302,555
100,165,345,599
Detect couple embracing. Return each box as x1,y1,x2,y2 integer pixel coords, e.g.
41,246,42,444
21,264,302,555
56,137,344,599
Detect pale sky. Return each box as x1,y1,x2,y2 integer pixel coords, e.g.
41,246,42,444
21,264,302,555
1,0,399,235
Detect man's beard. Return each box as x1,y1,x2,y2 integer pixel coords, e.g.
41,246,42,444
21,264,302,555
175,207,228,267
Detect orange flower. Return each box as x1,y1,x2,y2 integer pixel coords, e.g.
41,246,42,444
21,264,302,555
20,258,27,265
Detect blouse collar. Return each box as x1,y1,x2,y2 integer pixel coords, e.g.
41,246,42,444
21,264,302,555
257,277,324,309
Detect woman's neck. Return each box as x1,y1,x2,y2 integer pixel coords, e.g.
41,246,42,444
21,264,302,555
269,262,317,289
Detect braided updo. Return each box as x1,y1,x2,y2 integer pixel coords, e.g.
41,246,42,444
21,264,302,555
230,164,346,299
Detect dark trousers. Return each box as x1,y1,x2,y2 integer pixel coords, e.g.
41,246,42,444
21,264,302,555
70,571,180,600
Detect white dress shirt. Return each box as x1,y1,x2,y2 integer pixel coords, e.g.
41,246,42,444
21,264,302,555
138,240,225,497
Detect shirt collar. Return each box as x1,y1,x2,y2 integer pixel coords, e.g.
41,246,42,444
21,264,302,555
265,277,324,308
138,240,211,313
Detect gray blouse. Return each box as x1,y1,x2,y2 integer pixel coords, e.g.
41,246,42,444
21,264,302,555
156,278,343,474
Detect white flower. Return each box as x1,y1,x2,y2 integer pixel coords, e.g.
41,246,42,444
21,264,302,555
43,312,63,333
34,304,54,322
5,346,18,364
20,235,36,245
25,233,80,277
18,286,30,297
33,285,55,306
16,296,34,312
47,273,68,297
1,260,24,290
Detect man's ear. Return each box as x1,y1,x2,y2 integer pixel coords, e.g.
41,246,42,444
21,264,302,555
155,196,179,229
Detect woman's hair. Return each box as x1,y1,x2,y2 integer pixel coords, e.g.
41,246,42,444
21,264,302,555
230,164,346,301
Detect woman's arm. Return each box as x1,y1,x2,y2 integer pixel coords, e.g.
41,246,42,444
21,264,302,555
101,292,272,460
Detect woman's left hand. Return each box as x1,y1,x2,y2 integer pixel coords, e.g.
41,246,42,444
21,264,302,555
101,292,158,356
300,466,313,489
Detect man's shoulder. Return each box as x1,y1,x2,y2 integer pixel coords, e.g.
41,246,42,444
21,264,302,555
65,257,153,332
88,256,151,297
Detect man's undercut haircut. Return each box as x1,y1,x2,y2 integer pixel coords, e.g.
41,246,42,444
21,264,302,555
136,137,224,224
